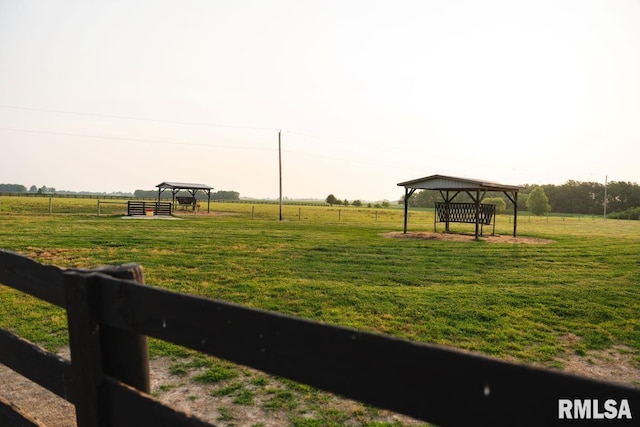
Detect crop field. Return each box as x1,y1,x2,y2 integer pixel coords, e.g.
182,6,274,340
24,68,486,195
1,196,639,426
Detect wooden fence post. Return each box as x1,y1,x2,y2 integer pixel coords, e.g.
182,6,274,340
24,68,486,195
64,271,106,427
64,265,150,427
93,264,150,393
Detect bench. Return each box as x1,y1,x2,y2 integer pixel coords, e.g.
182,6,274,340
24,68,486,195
435,202,495,225
176,197,197,210
435,202,496,236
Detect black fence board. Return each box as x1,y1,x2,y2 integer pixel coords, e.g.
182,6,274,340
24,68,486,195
0,249,65,307
0,328,74,402
92,274,640,426
0,397,47,427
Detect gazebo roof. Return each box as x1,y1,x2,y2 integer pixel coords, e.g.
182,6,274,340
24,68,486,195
397,174,521,192
156,182,213,190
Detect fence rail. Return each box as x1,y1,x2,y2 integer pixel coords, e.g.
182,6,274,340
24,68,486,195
1,249,638,426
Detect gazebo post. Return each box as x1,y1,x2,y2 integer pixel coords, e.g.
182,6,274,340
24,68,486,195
445,190,450,232
403,187,409,234
513,192,518,237
474,188,480,240
403,187,416,233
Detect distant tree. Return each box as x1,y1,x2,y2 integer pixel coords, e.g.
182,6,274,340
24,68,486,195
352,199,362,207
342,199,350,206
0,184,27,193
213,190,240,200
526,186,551,216
29,185,37,193
381,201,390,208
326,194,338,206
483,197,506,214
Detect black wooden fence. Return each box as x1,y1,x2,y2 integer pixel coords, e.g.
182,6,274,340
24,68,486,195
0,249,638,426
127,201,172,216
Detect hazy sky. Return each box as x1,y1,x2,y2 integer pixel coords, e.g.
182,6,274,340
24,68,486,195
1,1,639,201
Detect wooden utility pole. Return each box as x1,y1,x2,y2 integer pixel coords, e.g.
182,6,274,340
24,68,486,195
279,130,283,221
604,175,608,220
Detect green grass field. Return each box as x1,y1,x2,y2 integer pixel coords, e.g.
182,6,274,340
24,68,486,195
1,196,639,424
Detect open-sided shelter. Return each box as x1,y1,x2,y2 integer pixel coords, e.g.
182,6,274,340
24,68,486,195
397,175,521,239
156,182,213,213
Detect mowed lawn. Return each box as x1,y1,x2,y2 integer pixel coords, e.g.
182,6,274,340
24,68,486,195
1,200,639,374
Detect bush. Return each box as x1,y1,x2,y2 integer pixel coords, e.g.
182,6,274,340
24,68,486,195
609,207,640,220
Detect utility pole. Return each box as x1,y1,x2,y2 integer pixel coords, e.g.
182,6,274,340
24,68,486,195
279,130,283,221
603,175,608,220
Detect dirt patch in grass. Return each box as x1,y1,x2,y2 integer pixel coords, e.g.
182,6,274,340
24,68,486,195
172,211,241,218
554,335,640,388
149,355,425,427
383,231,554,244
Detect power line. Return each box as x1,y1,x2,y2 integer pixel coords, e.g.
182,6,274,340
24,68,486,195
0,104,422,173
0,127,277,152
0,105,279,132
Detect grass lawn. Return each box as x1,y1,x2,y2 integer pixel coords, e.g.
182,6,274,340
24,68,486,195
1,198,639,424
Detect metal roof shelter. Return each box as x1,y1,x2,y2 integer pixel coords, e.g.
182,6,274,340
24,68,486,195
156,182,213,213
397,174,522,239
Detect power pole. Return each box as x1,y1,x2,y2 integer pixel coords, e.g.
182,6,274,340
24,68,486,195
279,130,283,221
604,175,608,220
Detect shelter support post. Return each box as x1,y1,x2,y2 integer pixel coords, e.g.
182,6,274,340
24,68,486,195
439,190,460,232
504,191,518,238
403,188,416,233
475,189,480,240
445,191,450,232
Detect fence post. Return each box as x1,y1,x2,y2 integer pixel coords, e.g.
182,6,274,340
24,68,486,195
94,264,150,393
49,197,52,215
64,271,106,427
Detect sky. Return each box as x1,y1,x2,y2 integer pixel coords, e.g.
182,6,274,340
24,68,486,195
1,0,639,201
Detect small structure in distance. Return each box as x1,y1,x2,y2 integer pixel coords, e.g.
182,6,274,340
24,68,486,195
156,182,213,213
397,174,521,239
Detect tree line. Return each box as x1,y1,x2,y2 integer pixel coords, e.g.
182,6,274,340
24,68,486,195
400,180,640,216
0,184,56,194
0,184,240,201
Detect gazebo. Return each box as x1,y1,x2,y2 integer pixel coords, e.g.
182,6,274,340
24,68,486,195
397,175,521,239
156,182,213,213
